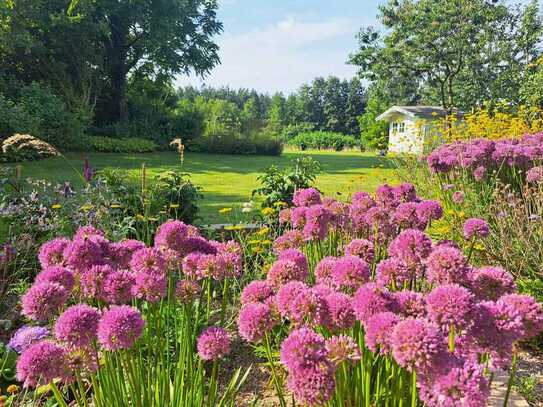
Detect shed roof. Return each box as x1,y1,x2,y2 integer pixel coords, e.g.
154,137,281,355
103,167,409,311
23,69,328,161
376,106,463,121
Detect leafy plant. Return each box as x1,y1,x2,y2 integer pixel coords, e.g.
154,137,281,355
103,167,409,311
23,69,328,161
1,134,60,162
288,131,359,151
88,136,158,153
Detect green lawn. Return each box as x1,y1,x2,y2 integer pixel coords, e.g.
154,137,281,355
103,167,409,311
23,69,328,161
13,149,400,223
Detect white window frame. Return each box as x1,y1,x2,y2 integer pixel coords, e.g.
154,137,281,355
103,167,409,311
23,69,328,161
398,122,405,133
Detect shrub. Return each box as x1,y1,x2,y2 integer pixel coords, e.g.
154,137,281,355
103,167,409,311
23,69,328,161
288,131,359,151
189,132,282,156
89,136,158,153
280,122,315,141
1,134,59,162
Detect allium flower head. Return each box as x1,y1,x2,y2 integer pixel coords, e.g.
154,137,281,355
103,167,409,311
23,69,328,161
175,280,201,303
291,206,308,229
238,302,276,343
35,266,75,291
97,305,144,351
426,246,471,285
331,255,370,292
426,284,474,330
392,202,424,230
267,251,308,288
279,249,308,272
344,239,374,264
54,304,101,348
352,283,398,324
288,287,330,327
416,200,443,223
375,257,411,288
276,281,309,316
391,318,445,372
103,270,136,304
452,191,465,204
197,327,230,361
130,247,166,274
375,184,399,208
108,239,145,269
273,230,304,254
182,252,203,279
80,264,115,300
38,238,69,268
241,280,274,305
131,270,167,303
16,341,68,388
279,208,291,224
63,237,105,271
154,220,188,252
365,311,401,354
388,229,432,275
463,218,490,240
287,363,336,407
325,335,361,364
303,204,331,241
497,294,543,339
394,290,427,318
315,256,338,286
8,326,49,354
21,282,69,321
351,191,375,210
469,266,516,301
526,166,543,183
325,291,355,330
179,236,217,257
74,226,104,240
280,327,327,371
293,188,322,207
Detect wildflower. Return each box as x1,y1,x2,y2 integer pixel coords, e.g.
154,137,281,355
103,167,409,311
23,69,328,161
365,312,401,354
257,226,270,236
21,282,69,321
179,236,217,257
80,264,115,300
241,280,274,305
469,266,516,301
8,326,49,354
293,188,322,207
16,341,68,388
276,281,309,316
286,363,336,407
497,294,543,339
314,256,338,286
526,166,543,183
280,327,327,371
218,207,232,214
278,208,291,224
273,230,304,254
426,284,474,330
35,266,75,291
169,204,180,209
463,218,490,240
394,290,427,318
131,270,167,303
63,237,105,271
103,270,136,304
238,302,276,343
51,204,62,209
352,283,398,324
452,191,465,204
344,239,374,264
6,385,19,395
197,327,230,361
375,257,411,288
108,239,146,269
288,287,330,327
330,255,370,292
426,246,471,285
54,304,101,349
391,318,445,372
175,280,201,304
291,206,308,229
130,247,166,274
388,229,432,276
325,335,361,365
267,250,308,288
97,306,145,351
416,200,443,223
261,207,275,217
154,220,188,252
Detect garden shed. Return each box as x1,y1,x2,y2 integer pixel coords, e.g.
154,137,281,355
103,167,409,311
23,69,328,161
377,106,462,155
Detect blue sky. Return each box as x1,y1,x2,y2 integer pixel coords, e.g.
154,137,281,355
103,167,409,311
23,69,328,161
175,0,532,94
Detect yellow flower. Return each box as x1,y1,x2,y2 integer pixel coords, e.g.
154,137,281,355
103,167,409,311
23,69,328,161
232,224,245,230
261,239,272,245
474,243,486,252
273,201,288,208
169,204,180,209
224,225,236,231
248,240,260,245
148,217,158,222
458,211,466,219
219,207,232,214
261,207,275,216
257,227,270,236
253,247,263,254
7,385,19,394
51,204,62,209
136,214,145,220
159,210,167,214
81,204,93,211
110,204,121,209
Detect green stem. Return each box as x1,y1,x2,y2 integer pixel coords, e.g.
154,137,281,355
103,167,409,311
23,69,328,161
264,333,286,407
503,353,517,407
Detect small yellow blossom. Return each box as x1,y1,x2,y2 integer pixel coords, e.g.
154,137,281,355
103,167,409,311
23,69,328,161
273,201,288,208
257,227,270,236
7,385,19,394
219,207,232,214
261,239,272,245
136,214,145,220
81,204,93,211
170,204,180,209
261,207,275,216
148,217,159,222
253,247,263,254
51,204,62,209
159,210,167,214
110,204,121,209
248,240,261,245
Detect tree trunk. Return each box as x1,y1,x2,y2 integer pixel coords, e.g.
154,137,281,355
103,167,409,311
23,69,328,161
107,14,129,123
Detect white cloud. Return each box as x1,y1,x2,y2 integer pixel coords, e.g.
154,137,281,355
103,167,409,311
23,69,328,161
175,17,360,93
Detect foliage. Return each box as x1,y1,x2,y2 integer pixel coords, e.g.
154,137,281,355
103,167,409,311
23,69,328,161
288,131,359,151
88,136,158,153
349,0,543,111
279,122,315,141
1,134,59,162
252,157,321,207
190,132,282,156
358,86,390,150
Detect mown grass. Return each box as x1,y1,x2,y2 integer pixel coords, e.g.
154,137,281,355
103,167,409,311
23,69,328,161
8,149,400,223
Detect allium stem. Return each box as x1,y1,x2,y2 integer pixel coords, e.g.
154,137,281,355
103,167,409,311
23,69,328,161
503,353,517,407
264,332,286,407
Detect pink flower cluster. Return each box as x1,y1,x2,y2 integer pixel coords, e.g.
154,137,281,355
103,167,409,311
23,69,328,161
15,220,243,388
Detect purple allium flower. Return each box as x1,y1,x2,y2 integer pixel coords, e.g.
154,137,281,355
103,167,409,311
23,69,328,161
344,239,374,264
526,166,543,183
197,327,230,361
426,246,471,285
279,249,308,271
394,290,427,318
38,238,70,268
286,363,336,407
80,263,112,296
280,327,327,371
131,270,167,303
365,311,401,354
238,302,276,343
279,208,291,224
289,287,330,327
418,360,490,407
352,283,398,324
303,205,331,241
325,291,355,330
273,230,304,254
393,183,418,203
325,335,361,364
35,266,75,291
293,188,322,207
54,304,101,348
426,284,474,330
130,247,166,274
21,282,69,321
194,254,227,280
108,239,146,269
434,239,460,250
469,266,516,301
241,280,274,305
463,218,490,240
65,347,98,374
179,236,217,257
351,191,375,210
331,256,370,293
452,191,465,204
315,256,338,286
392,202,425,230
365,206,394,240
63,237,105,272
473,165,486,181
375,184,399,208
416,200,443,223
74,226,105,240
182,252,203,279
267,250,308,288
388,229,433,276
154,220,188,252
16,341,68,388
291,206,308,229
349,202,370,235
175,280,201,304
391,318,445,372
103,270,136,304
97,305,144,351
276,281,309,317
498,294,543,339
8,326,49,354
375,257,411,288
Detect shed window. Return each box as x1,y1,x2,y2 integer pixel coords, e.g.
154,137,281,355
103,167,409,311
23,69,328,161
399,122,405,133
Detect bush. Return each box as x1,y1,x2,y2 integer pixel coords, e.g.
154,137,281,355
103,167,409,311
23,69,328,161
189,132,282,156
288,131,359,151
89,136,158,153
1,134,59,162
280,122,315,141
